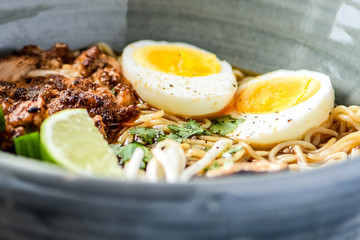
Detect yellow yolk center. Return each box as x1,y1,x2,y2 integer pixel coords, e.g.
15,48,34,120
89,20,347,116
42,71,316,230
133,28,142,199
236,76,321,114
133,45,221,77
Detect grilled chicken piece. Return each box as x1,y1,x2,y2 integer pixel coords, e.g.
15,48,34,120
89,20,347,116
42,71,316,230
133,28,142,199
92,67,121,89
0,43,139,150
45,76,140,130
73,46,121,77
17,43,75,69
7,98,44,127
0,43,75,84
0,55,38,82
205,159,287,177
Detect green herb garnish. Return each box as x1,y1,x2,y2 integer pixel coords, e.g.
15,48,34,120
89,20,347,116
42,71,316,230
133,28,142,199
168,119,210,141
163,133,183,143
0,106,5,132
204,161,221,172
130,127,165,144
226,145,243,155
210,115,245,135
111,87,117,96
111,142,152,169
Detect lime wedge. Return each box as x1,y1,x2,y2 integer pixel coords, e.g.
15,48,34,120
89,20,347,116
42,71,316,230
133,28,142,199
40,109,123,178
0,106,5,131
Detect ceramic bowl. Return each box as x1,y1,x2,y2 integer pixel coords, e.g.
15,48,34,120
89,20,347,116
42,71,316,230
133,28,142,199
1,0,360,239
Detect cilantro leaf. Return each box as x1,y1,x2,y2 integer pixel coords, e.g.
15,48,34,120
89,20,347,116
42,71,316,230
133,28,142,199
222,145,243,158
227,145,243,155
168,119,209,141
110,142,152,169
204,161,221,172
163,133,183,143
111,87,117,96
130,127,165,144
0,105,5,132
210,115,245,135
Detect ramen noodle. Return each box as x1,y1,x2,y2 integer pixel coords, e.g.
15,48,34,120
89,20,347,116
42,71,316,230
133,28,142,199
115,93,360,182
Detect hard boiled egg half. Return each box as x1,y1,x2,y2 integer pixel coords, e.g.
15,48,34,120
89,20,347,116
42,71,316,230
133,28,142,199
121,40,237,117
226,70,335,146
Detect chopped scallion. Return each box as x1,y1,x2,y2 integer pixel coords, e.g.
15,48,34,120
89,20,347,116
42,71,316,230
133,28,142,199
0,106,5,132
14,132,41,160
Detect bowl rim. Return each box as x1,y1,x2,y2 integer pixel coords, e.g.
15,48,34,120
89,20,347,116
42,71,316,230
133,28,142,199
1,149,359,197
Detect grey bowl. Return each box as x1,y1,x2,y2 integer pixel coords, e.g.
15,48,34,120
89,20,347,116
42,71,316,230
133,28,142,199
1,0,360,239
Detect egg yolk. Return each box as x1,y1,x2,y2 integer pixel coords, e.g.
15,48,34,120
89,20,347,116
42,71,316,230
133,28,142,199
236,76,321,114
133,45,221,77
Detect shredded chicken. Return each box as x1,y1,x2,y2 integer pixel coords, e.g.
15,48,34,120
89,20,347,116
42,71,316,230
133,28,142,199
0,55,38,82
205,159,287,178
0,43,140,150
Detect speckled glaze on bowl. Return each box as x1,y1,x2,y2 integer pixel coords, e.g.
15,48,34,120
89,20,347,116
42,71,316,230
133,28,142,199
1,0,360,239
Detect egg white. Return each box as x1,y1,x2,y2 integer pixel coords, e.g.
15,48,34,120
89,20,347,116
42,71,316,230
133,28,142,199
121,40,237,117
226,69,335,146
